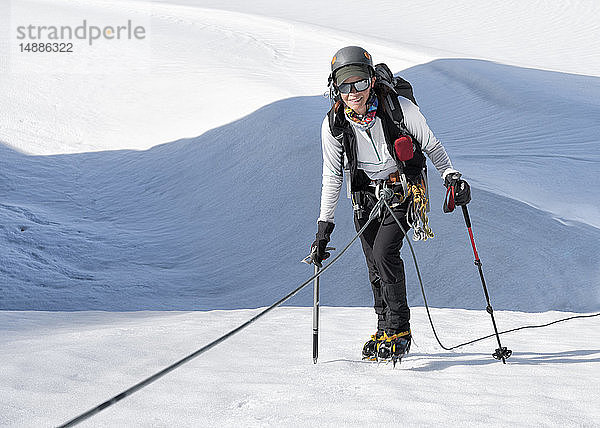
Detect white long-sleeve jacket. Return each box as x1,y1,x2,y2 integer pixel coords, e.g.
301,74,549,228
318,97,458,223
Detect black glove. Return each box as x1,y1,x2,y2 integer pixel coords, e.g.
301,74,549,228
310,221,335,268
444,172,471,212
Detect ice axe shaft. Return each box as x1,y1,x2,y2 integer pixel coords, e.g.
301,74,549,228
461,205,511,363
312,263,320,364
302,247,335,364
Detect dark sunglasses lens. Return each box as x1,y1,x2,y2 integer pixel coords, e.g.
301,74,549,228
354,79,370,92
337,79,369,94
338,82,352,94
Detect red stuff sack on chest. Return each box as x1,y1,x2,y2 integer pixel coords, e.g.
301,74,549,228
394,135,414,161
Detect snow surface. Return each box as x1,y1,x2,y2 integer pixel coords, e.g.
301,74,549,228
1,308,599,427
1,0,599,426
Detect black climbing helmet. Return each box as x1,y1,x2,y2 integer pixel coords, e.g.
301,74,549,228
330,46,374,82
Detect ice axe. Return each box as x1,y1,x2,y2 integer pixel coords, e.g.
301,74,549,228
302,247,335,364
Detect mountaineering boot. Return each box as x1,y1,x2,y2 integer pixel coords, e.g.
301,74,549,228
377,330,411,365
362,330,385,361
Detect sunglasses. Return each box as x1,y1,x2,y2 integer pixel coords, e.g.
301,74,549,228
337,78,371,94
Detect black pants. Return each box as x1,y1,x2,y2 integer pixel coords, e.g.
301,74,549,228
354,188,410,335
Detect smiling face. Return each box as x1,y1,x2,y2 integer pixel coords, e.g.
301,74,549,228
339,75,375,116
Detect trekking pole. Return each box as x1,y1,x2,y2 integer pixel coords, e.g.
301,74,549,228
302,247,335,364
461,205,512,363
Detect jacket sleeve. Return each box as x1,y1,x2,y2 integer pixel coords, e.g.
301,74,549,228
317,117,344,223
398,98,459,180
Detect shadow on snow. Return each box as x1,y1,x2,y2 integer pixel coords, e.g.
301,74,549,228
1,59,599,312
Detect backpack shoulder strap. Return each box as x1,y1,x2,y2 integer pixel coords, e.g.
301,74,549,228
327,104,345,141
383,91,406,129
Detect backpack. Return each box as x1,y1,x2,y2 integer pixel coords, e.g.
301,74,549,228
371,64,431,213
372,62,417,129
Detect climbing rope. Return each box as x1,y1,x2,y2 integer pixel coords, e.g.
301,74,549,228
57,199,386,427
381,195,600,352
57,189,599,426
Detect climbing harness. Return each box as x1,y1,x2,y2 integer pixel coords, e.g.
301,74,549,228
374,178,434,242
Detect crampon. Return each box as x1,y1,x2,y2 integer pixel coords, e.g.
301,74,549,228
377,331,411,367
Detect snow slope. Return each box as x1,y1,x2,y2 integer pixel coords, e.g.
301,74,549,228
3,0,600,154
1,58,599,311
1,0,600,426
1,308,599,427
